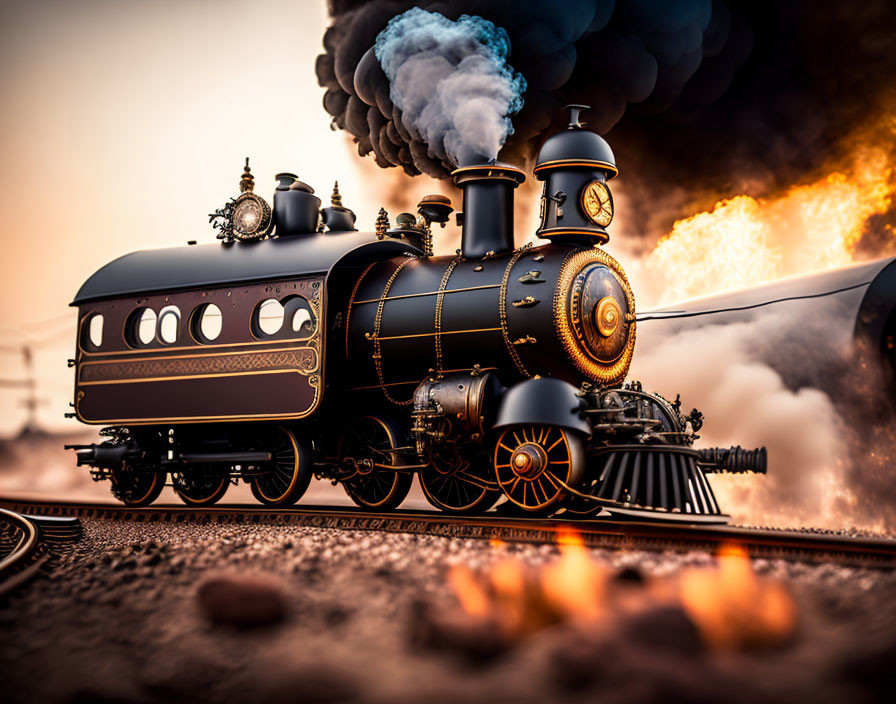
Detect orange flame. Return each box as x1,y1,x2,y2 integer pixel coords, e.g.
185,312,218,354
447,564,491,619
642,128,896,305
679,545,797,650
448,538,796,651
541,528,606,622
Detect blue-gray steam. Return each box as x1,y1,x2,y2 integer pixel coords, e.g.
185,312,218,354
373,8,526,167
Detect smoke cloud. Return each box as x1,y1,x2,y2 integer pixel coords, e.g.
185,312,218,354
372,8,526,167
632,300,896,532
319,0,896,270
318,1,896,237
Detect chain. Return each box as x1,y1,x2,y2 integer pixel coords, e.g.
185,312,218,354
498,243,533,378
433,254,462,376
345,262,377,358
369,257,416,405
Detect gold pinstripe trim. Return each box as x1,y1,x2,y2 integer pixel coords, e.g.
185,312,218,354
536,227,609,243
78,345,315,368
75,371,321,425
351,283,500,306
533,159,618,178
77,368,315,386
375,328,501,342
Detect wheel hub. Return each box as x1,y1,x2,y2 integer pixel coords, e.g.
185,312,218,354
510,443,547,479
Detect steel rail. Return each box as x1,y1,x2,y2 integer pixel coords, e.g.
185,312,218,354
0,508,38,573
1,497,895,568
0,508,41,597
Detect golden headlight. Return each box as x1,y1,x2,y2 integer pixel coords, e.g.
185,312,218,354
595,296,621,337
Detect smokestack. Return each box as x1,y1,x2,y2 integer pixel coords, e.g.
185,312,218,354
452,163,525,258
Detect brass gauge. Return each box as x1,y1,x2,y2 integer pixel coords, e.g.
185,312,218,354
232,194,272,240
581,180,613,227
231,158,273,240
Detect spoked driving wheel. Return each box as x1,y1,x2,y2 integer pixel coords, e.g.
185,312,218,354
338,416,413,510
493,424,585,514
250,426,313,506
109,463,165,507
419,449,501,514
172,464,229,506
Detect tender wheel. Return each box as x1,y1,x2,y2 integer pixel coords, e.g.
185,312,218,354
171,464,229,506
419,450,501,514
250,426,313,506
109,464,165,507
493,424,585,514
338,416,413,510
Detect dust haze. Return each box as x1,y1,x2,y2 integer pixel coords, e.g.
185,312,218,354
631,303,896,532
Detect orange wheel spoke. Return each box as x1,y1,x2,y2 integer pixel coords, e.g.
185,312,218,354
547,437,564,451
532,479,547,505
543,471,562,490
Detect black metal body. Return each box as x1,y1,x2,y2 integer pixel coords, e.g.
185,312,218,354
343,243,598,395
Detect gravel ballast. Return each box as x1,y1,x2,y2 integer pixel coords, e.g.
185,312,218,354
1,517,895,704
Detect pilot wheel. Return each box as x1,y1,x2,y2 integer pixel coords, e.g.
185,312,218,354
171,464,229,506
419,449,501,514
250,426,313,506
109,463,166,507
493,424,585,514
338,416,413,510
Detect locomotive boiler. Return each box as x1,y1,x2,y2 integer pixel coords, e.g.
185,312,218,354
67,106,766,522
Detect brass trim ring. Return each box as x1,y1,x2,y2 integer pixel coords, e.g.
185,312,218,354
553,247,636,386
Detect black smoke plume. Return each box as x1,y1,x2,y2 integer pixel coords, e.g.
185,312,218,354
317,1,896,225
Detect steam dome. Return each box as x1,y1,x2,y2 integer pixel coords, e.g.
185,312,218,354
534,105,617,180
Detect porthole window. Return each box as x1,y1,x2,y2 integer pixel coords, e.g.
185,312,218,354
283,296,316,334
193,303,222,342
255,299,284,336
127,308,157,347
158,305,181,344
85,314,104,349
292,308,312,332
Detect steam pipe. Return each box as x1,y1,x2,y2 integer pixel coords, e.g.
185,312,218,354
697,446,768,474
452,164,525,259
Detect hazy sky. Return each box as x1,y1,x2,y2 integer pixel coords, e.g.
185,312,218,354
0,0,442,435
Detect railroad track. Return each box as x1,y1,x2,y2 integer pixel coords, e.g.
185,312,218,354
0,508,81,598
2,497,894,568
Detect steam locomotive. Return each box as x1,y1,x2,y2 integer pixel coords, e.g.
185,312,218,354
67,106,766,522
